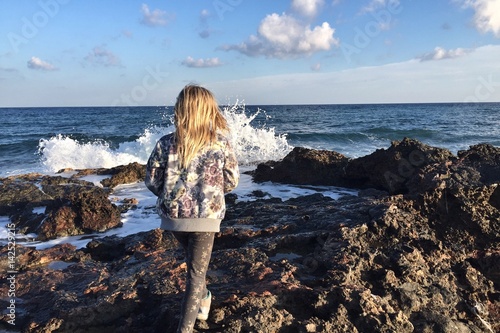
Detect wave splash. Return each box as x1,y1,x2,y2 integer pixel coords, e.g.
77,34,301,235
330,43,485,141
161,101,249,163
38,103,292,173
223,101,291,165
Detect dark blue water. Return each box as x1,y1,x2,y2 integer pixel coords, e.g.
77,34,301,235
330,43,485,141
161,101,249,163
248,103,500,155
0,103,499,177
0,106,169,175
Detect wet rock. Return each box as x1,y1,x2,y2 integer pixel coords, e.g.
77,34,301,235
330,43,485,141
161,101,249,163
252,138,455,195
99,162,146,188
2,189,497,333
59,162,146,188
39,177,122,240
0,243,82,272
0,174,53,216
252,147,350,186
0,175,122,241
0,140,498,333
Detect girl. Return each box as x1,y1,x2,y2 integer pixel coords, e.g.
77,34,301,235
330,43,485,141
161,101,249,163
145,85,239,332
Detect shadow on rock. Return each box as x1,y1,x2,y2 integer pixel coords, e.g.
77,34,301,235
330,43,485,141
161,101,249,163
0,140,498,332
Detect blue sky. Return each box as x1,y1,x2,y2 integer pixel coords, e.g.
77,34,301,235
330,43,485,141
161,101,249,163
1,0,500,107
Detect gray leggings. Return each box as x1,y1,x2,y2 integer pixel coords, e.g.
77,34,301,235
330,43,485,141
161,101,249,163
172,231,215,333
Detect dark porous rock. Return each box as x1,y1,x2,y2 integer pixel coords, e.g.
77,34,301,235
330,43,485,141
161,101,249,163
0,229,185,333
39,176,121,240
398,143,500,250
457,143,500,185
1,140,498,333
416,178,500,250
60,162,146,189
251,147,350,186
0,173,53,216
344,138,455,194
84,228,179,262
1,174,122,241
252,138,455,195
0,243,83,272
99,162,146,188
2,190,497,333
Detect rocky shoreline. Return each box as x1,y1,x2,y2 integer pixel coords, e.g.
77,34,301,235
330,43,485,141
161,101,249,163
0,138,498,332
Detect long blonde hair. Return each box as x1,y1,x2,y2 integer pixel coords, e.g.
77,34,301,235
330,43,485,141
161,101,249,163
174,85,228,168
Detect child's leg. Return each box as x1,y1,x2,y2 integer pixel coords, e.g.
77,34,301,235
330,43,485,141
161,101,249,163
172,231,215,333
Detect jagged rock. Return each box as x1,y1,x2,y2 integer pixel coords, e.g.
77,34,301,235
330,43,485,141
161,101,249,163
59,162,146,188
39,176,121,240
0,140,498,332
252,138,459,195
99,162,146,188
0,175,122,241
344,138,455,194
0,174,53,216
252,147,350,186
1,188,497,332
457,143,500,185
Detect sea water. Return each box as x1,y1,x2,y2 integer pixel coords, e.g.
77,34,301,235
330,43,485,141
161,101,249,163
0,102,499,249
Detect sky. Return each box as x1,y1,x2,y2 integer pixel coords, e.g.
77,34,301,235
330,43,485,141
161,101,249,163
1,0,500,107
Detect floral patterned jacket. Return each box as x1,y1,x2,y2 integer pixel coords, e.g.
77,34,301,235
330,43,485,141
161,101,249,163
145,133,239,232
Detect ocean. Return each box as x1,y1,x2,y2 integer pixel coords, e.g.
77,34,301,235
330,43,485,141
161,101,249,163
1,103,499,249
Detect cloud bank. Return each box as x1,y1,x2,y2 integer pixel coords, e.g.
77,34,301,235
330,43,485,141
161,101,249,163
210,44,500,104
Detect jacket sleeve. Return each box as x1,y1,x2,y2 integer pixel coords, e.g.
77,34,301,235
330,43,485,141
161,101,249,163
145,139,168,197
223,141,240,193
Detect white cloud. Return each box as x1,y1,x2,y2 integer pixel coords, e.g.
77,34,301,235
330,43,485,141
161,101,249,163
291,0,325,17
463,0,500,37
360,0,400,14
84,46,122,67
418,46,470,61
221,13,338,58
182,56,222,68
27,57,57,71
140,3,170,27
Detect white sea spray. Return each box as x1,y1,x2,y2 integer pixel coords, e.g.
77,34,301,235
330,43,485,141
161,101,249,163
37,103,291,173
222,101,292,165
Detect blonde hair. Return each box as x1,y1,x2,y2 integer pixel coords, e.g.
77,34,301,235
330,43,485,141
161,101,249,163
174,85,228,168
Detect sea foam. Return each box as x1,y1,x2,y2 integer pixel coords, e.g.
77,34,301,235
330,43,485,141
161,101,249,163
37,103,292,173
